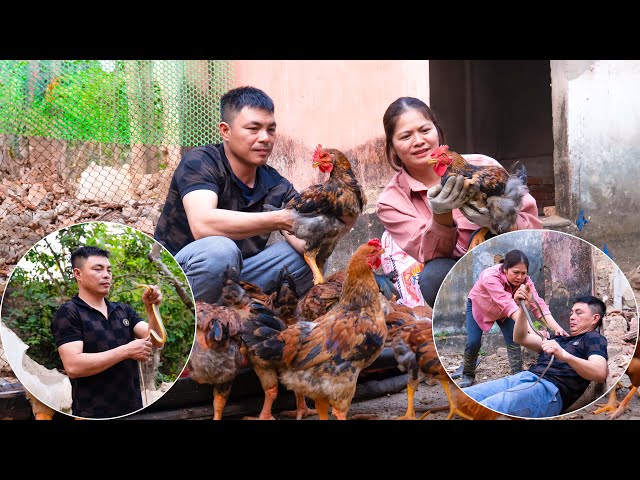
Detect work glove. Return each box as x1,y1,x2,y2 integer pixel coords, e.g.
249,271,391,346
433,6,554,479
427,175,470,215
459,204,496,233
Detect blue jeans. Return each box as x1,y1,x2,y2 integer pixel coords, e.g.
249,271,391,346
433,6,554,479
175,236,314,304
465,298,518,356
463,370,563,418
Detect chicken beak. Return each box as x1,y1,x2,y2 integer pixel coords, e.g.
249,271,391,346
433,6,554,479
312,161,321,168
426,159,437,165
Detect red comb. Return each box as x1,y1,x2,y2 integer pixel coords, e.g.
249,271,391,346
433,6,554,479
430,145,450,158
367,238,382,248
313,144,323,161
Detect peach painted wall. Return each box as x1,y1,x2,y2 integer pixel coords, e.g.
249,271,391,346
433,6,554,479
233,60,430,152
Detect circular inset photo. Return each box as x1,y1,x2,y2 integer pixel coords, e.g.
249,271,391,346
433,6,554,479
432,229,638,419
0,221,196,419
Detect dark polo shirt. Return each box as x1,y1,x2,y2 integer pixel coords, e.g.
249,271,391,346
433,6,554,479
154,143,297,258
51,295,145,418
529,330,608,411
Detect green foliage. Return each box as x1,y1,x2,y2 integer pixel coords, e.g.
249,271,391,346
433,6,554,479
3,222,195,384
0,60,166,145
434,330,449,342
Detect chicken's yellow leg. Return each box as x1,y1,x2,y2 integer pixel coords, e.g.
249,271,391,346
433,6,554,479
610,386,638,420
468,228,490,251
441,379,474,420
593,383,620,415
396,378,419,420
279,391,318,419
315,398,330,420
304,252,325,285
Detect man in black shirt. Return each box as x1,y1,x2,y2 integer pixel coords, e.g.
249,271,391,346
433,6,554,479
462,292,609,418
154,86,318,303
51,246,162,419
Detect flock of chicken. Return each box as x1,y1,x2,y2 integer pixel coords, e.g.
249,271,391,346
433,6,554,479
189,240,501,420
187,145,522,420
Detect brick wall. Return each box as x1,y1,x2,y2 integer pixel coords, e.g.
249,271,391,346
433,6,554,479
527,175,555,215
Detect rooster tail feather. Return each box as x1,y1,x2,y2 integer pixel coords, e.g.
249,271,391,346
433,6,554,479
240,305,287,362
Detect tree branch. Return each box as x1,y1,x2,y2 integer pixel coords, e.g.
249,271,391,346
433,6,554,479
147,243,194,310
42,238,70,297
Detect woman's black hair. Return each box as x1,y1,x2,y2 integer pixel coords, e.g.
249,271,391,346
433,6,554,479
499,249,530,272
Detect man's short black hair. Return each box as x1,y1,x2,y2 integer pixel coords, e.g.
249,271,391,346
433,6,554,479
574,295,607,326
70,246,110,270
220,86,274,124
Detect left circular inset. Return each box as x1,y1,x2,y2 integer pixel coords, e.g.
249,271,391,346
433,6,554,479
0,221,196,420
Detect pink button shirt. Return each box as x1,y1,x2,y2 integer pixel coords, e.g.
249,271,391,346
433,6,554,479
376,154,542,263
468,263,551,332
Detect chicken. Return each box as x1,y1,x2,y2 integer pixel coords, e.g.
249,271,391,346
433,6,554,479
294,270,345,322
593,343,640,419
387,310,484,420
187,301,245,420
242,239,386,420
295,270,403,323
428,145,529,249
219,269,315,419
282,145,366,285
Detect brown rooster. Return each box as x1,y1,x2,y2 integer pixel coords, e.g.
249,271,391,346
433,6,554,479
281,145,366,285
242,239,386,420
218,269,313,419
388,310,488,420
187,301,245,420
593,343,640,419
428,145,529,249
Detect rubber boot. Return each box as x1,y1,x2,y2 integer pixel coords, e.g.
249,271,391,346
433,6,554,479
506,344,523,374
451,357,481,379
459,352,478,388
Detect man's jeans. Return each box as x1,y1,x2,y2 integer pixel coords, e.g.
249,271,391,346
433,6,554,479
175,236,314,304
462,370,563,418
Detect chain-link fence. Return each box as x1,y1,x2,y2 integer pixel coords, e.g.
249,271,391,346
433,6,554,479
0,60,233,269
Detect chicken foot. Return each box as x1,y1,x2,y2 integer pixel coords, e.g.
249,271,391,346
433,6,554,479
440,379,474,420
609,385,638,420
279,391,318,419
593,382,621,415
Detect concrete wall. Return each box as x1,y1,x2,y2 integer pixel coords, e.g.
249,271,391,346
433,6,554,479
233,60,430,272
541,231,593,332
233,60,430,153
551,60,640,242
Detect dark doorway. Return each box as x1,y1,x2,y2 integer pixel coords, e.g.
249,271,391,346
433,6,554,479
429,60,554,216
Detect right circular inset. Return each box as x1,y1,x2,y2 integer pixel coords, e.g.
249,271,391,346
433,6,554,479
432,229,639,419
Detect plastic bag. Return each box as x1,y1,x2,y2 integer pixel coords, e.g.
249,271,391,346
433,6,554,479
380,230,425,307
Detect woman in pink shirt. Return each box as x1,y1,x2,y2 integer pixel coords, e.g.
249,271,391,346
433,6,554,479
459,249,568,387
376,97,541,307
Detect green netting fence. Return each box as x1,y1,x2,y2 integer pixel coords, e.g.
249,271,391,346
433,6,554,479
0,60,234,266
